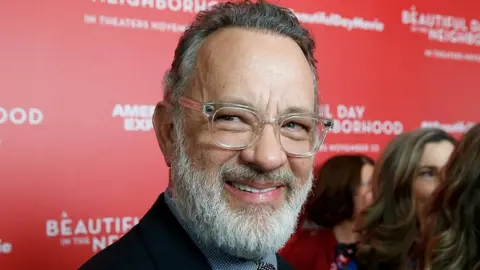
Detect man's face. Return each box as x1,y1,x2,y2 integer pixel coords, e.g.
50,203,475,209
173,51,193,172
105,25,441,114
166,28,316,259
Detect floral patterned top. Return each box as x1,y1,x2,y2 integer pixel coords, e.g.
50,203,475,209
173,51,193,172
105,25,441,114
330,243,358,270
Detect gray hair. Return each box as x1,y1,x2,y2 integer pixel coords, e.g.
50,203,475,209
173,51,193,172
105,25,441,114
162,0,319,127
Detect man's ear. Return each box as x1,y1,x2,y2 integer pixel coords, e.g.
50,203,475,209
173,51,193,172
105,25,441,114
153,101,174,167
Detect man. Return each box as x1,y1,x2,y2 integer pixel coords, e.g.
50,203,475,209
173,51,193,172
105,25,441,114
80,1,333,269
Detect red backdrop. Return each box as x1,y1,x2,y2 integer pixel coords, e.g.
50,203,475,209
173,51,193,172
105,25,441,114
1,0,479,269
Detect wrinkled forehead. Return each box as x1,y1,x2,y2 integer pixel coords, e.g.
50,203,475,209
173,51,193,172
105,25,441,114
190,27,316,115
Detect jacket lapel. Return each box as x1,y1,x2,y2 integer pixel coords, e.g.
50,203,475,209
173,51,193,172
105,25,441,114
136,193,211,270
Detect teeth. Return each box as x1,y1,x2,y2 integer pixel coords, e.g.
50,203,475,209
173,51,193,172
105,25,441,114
231,183,276,193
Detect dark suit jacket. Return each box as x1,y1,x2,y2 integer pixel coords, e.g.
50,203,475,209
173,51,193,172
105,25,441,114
79,193,293,270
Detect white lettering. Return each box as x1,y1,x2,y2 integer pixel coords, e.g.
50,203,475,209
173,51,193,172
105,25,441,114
319,143,381,153
420,121,474,133
103,217,114,234
30,108,43,124
126,0,140,6
401,6,478,48
329,143,370,152
291,10,384,32
61,219,73,236
46,215,140,237
92,236,107,252
194,0,206,12
124,118,153,131
183,0,193,12
98,16,150,30
112,104,155,118
337,105,365,119
113,104,155,131
84,14,97,24
383,120,394,135
92,235,121,252
0,239,12,254
401,6,417,25
150,21,186,32
471,19,480,32
89,219,102,235
109,234,120,245
74,220,89,235
168,0,181,11
142,0,155,8
428,28,480,46
0,107,43,125
73,236,90,245
122,216,134,232
46,220,59,237
332,119,404,135
93,0,216,13
401,6,468,30
155,0,167,9
60,238,72,246
425,48,480,63
321,104,333,119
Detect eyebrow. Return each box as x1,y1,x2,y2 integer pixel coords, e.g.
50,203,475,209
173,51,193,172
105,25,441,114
215,97,315,114
418,165,439,170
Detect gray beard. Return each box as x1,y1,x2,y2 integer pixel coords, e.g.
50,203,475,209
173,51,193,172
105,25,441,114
169,136,313,260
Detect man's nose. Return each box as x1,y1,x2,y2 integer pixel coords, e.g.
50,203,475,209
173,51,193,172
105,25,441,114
239,125,288,172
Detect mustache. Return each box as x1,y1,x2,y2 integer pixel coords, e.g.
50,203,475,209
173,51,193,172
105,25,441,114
220,164,297,187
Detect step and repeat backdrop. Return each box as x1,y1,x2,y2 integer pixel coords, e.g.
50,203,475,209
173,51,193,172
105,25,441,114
1,0,479,269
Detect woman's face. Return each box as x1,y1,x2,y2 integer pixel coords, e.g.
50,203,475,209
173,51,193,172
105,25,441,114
354,163,375,216
414,140,455,209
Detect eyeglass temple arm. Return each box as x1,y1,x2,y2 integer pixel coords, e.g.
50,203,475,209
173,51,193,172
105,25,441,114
178,96,203,111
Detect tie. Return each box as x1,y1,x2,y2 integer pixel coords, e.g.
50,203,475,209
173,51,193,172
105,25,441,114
257,262,276,270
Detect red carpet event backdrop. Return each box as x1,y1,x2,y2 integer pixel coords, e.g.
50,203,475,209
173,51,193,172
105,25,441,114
1,0,480,269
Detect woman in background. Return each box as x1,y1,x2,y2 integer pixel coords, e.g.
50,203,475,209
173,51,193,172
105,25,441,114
420,123,480,270
356,128,456,270
281,154,374,270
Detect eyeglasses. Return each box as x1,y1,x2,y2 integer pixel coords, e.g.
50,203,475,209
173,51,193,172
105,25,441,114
177,96,334,157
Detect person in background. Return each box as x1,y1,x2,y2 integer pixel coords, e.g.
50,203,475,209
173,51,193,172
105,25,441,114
419,123,480,270
79,1,334,269
356,128,456,270
280,154,375,270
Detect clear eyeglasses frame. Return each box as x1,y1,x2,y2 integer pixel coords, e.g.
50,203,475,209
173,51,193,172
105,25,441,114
177,96,334,157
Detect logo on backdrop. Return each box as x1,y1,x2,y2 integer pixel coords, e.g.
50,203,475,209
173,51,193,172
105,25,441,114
91,0,218,13
401,6,480,63
85,0,218,32
46,212,140,253
420,121,475,133
320,104,404,153
291,9,385,32
0,106,43,125
112,104,155,131
0,238,13,255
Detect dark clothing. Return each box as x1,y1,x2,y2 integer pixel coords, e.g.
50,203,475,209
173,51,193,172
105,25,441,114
79,193,293,270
